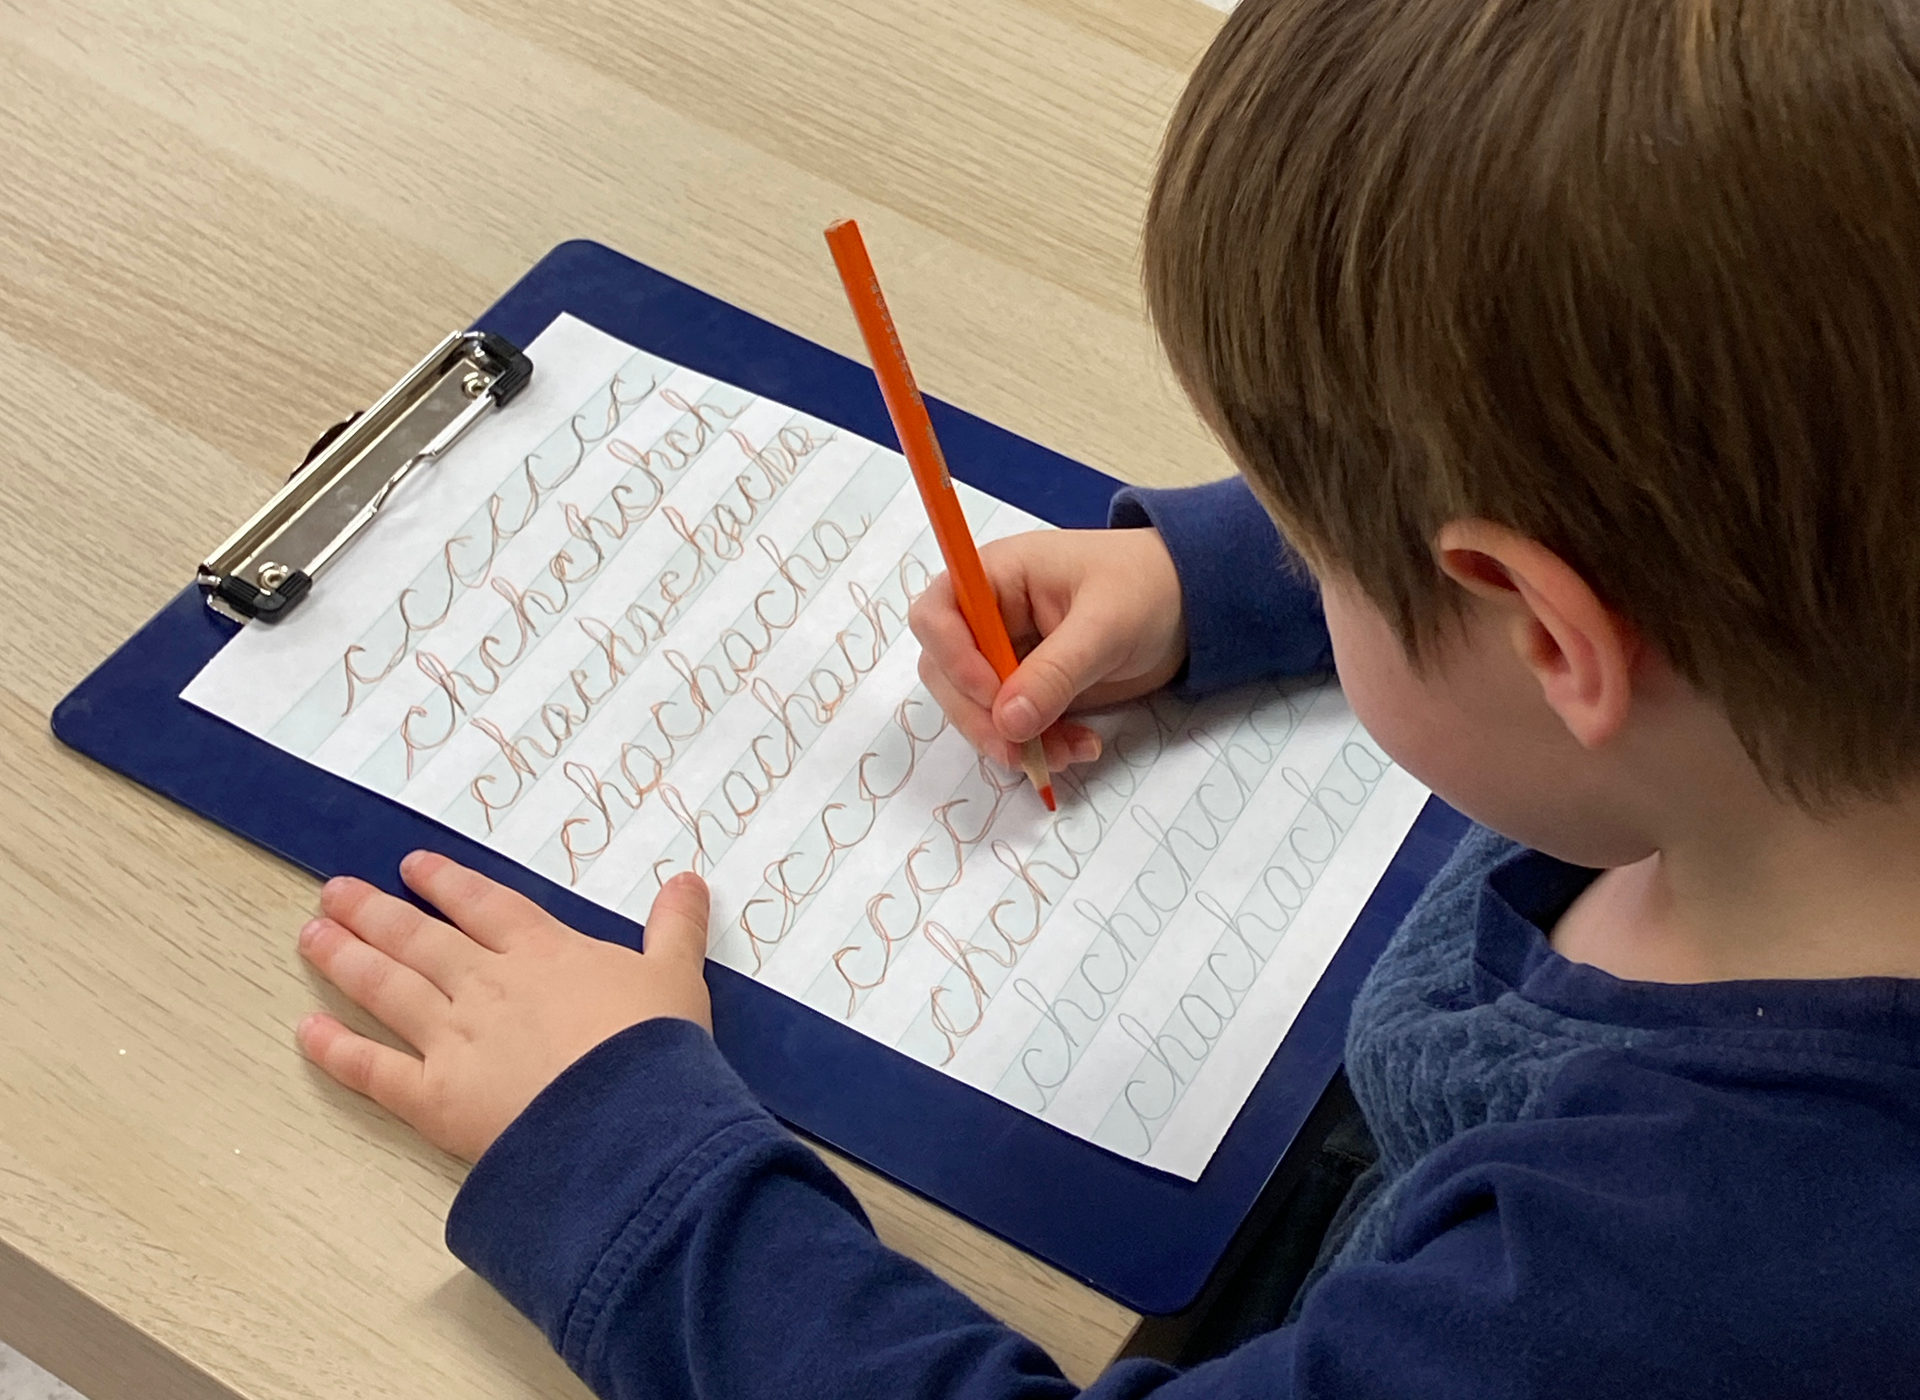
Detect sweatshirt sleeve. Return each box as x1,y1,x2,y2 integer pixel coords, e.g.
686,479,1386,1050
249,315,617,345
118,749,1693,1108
446,1018,1179,1400
1107,476,1332,695
444,1020,1586,1400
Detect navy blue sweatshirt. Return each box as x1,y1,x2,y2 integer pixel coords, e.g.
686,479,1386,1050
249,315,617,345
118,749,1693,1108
447,476,1920,1398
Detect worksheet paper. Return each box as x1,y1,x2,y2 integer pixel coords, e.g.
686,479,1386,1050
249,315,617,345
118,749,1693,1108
184,314,1429,1179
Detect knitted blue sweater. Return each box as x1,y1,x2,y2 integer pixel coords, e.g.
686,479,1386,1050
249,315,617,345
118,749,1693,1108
446,476,1920,1398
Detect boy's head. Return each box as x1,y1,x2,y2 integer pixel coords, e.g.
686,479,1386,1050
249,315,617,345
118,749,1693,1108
1144,0,1920,833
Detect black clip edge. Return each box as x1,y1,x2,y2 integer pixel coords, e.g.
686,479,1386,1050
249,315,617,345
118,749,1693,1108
215,569,313,623
475,332,533,406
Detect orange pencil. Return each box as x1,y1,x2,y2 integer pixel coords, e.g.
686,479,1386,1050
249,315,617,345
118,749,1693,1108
824,218,1056,812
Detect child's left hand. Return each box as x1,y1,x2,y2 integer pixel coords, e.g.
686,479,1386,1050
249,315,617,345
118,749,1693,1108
295,850,712,1162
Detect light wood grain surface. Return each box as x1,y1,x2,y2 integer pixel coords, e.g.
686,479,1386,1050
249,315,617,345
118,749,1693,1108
0,1,1235,1395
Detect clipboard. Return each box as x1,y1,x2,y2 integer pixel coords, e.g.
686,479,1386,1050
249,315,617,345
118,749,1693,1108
51,239,1469,1316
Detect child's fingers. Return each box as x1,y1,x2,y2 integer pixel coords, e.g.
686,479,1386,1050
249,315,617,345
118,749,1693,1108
993,604,1135,743
296,1012,429,1124
318,876,482,994
298,917,448,1051
1038,719,1104,772
917,652,1018,769
399,850,557,951
907,574,1005,710
642,871,711,969
917,654,1104,773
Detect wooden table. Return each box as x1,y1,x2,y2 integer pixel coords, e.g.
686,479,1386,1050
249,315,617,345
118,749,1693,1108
0,1,1237,1394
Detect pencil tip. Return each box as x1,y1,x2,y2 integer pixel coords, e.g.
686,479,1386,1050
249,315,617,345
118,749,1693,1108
1040,784,1057,812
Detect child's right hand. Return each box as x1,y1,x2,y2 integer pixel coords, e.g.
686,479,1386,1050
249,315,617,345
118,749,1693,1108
908,527,1187,772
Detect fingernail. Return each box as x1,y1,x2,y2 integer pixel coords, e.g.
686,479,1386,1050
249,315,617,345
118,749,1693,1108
1001,695,1041,741
298,918,326,950
295,1013,322,1044
1070,733,1103,765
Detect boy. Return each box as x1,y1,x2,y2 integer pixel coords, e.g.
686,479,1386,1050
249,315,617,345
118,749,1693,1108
291,0,1920,1394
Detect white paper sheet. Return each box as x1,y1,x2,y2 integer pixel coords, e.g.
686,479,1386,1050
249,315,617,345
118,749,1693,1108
184,313,1429,1179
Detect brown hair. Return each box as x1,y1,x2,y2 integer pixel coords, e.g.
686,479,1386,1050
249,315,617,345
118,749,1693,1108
1144,0,1920,804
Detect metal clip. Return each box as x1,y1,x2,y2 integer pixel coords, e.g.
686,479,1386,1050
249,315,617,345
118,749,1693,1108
197,330,533,623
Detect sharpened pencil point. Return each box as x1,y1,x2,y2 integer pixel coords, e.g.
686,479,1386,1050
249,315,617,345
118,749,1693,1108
1015,736,1054,811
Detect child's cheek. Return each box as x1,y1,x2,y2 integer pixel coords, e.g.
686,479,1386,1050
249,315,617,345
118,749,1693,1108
1320,576,1426,749
1320,577,1494,808
1320,575,1643,865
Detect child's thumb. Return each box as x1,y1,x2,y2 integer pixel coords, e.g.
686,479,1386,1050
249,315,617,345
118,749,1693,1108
992,611,1127,743
644,872,711,967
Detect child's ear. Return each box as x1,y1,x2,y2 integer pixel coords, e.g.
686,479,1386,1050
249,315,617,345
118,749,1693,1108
1433,520,1639,749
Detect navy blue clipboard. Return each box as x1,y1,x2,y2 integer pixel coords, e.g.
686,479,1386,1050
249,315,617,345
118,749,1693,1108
52,239,1468,1315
